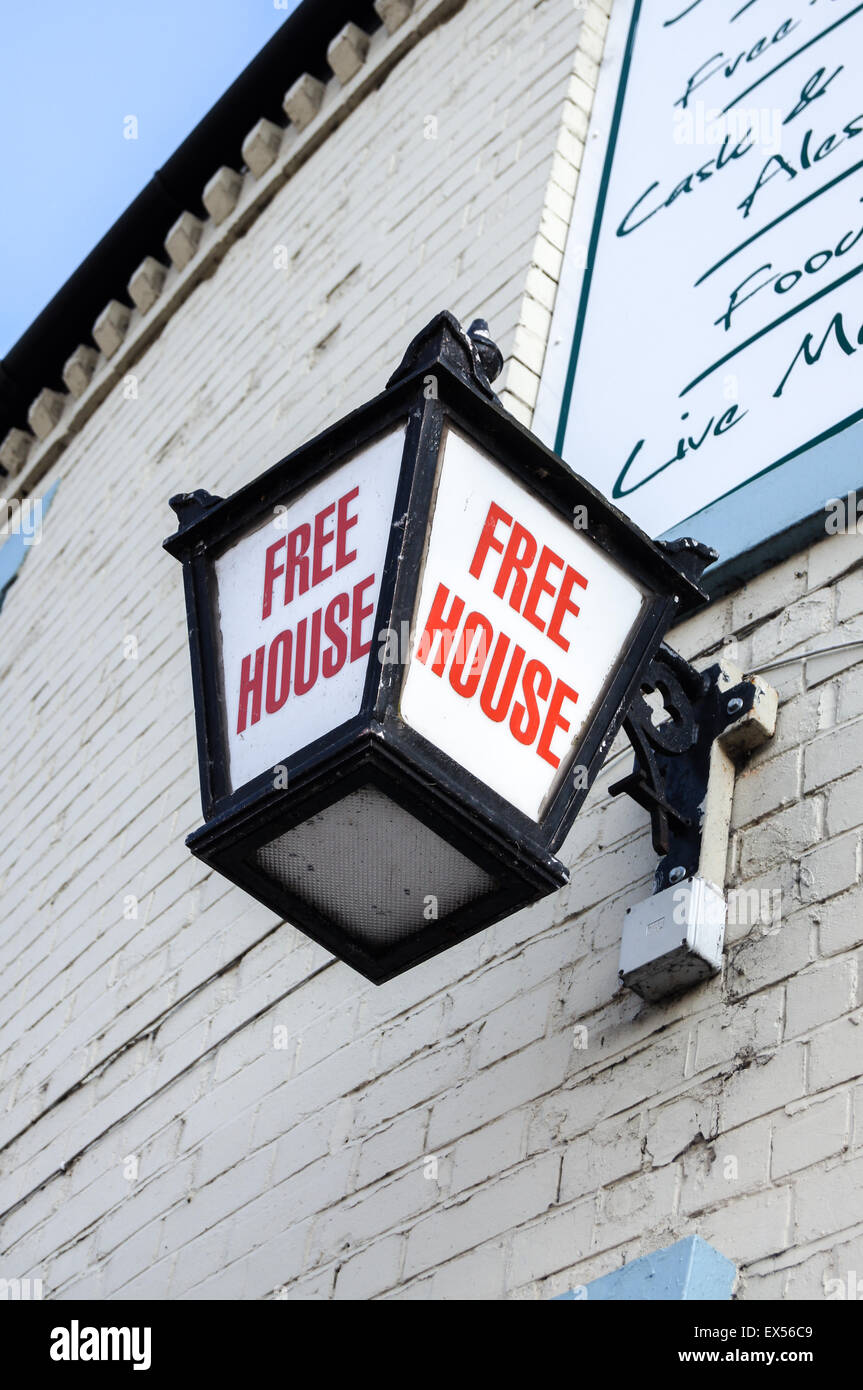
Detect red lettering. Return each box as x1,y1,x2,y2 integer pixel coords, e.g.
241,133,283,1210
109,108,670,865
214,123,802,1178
547,565,588,652
237,645,265,732
262,538,286,620
509,658,551,746
494,521,537,611
479,632,525,723
294,610,321,696
523,544,564,635
350,573,376,661
322,592,350,678
284,523,311,604
469,502,512,581
336,486,359,570
408,583,584,768
312,502,336,586
265,630,293,713
468,502,591,658
416,581,466,675
449,612,494,697
537,678,579,768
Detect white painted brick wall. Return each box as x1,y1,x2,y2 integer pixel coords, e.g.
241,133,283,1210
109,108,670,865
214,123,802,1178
1,0,863,1303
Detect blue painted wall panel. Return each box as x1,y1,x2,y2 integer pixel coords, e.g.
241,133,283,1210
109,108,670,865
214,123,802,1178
555,1236,736,1301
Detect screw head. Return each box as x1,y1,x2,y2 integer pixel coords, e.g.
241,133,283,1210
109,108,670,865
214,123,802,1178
669,866,686,883
727,696,744,715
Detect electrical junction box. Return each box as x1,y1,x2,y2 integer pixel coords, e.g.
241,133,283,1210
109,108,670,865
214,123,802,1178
619,877,726,1002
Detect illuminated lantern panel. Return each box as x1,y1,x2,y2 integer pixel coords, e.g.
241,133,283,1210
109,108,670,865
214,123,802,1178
165,313,709,982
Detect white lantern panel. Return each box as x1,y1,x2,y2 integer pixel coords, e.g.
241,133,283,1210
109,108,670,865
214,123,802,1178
400,426,646,821
215,428,405,791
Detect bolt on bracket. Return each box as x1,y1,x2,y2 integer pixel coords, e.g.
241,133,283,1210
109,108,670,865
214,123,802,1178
610,645,779,895
610,645,778,1001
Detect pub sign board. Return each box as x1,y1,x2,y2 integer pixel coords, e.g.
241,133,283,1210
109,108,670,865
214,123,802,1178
536,0,863,591
165,313,710,983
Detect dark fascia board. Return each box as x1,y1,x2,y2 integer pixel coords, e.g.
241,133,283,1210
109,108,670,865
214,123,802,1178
0,0,381,440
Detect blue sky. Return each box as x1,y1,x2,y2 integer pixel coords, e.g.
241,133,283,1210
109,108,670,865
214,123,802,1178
1,0,301,356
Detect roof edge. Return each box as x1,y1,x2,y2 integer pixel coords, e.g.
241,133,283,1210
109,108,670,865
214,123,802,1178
0,0,382,443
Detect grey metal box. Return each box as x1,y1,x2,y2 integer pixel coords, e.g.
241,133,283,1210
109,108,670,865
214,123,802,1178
619,878,726,1002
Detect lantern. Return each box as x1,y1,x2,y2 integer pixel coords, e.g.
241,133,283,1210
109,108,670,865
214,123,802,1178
164,312,710,982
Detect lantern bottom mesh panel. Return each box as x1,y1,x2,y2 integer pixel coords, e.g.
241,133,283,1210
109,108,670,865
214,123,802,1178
252,786,496,949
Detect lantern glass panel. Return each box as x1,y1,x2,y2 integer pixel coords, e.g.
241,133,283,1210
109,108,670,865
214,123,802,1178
212,426,405,792
250,786,497,952
399,424,648,821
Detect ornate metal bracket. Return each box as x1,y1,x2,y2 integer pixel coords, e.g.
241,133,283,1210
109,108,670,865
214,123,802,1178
609,644,759,893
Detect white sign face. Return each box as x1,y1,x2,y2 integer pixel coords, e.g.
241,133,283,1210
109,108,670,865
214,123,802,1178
399,428,646,822
214,428,404,791
540,0,863,542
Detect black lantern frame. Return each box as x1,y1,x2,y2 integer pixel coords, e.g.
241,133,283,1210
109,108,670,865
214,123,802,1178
165,313,711,983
